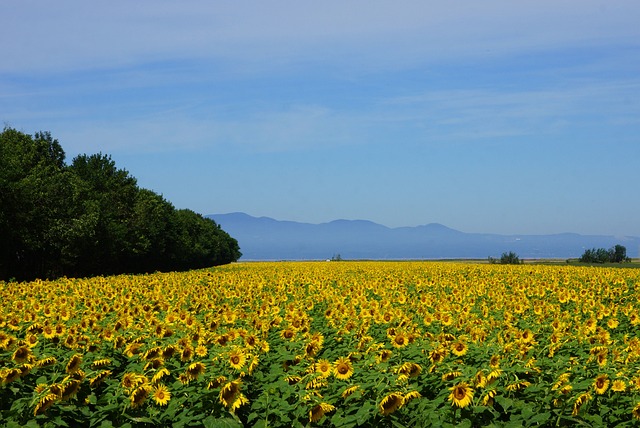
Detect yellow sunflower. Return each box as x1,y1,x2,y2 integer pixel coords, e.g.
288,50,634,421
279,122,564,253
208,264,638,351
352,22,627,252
442,371,462,382
12,346,33,363
611,379,626,392
219,380,248,411
595,352,608,368
593,374,609,395
280,328,296,341
506,381,531,392
60,379,81,401
89,370,111,388
247,354,260,374
153,324,165,338
63,335,77,349
244,334,258,348
423,313,434,326
1,368,22,384
152,384,171,406
207,375,227,390
440,313,453,326
451,341,468,357
481,389,497,406
404,390,422,403
308,332,324,348
25,334,39,348
121,372,145,390
379,392,404,415
35,356,57,368
489,355,500,369
162,345,177,359
195,345,208,357
306,377,328,390
42,324,56,340
397,362,422,378
152,367,170,384
185,362,206,381
429,348,446,364
448,382,474,408
341,385,360,399
180,346,194,362
558,384,573,395
520,329,534,343
572,392,591,416
142,346,162,361
391,332,409,348
65,354,82,374
473,370,487,388
305,341,321,358
143,358,164,371
17,363,33,378
101,328,115,341
315,359,333,378
309,402,336,422
91,358,112,369
487,369,503,383
33,393,58,416
633,402,640,420
334,357,354,380
228,348,247,371
284,375,301,385
376,349,393,364
130,384,151,408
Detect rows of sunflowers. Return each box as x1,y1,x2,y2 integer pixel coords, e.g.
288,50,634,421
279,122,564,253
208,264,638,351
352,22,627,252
2,261,640,427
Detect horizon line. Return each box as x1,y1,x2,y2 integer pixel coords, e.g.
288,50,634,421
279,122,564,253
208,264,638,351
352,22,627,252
208,212,639,239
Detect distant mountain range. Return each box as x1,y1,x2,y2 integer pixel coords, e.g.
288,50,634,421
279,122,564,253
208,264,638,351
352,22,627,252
208,212,640,260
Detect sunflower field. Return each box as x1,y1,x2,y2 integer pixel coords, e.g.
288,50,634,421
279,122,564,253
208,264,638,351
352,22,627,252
2,261,640,427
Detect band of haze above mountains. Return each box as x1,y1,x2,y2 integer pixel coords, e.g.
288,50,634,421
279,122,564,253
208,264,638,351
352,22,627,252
209,213,640,261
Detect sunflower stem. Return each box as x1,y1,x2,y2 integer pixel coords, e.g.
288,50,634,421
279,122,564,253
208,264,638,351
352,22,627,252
264,390,270,427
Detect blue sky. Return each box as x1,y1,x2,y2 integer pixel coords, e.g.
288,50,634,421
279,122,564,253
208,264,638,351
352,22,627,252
2,1,639,236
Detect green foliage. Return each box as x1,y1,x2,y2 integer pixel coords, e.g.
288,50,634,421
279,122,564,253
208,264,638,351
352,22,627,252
579,245,629,264
499,252,521,265
489,253,521,265
0,127,241,280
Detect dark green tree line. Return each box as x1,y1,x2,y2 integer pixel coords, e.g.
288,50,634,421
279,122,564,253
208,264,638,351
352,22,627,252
488,251,522,265
0,127,241,281
579,245,629,264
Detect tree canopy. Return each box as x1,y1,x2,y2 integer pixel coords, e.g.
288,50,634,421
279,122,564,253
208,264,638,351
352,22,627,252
0,127,241,281
579,245,629,264
488,251,522,265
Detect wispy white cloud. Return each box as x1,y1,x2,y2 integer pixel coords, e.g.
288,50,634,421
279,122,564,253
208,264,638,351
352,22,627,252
56,103,371,157
2,0,638,74
374,78,640,141
22,73,640,158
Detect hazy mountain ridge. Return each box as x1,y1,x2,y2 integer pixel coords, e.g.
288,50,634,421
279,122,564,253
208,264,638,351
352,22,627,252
208,212,640,260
